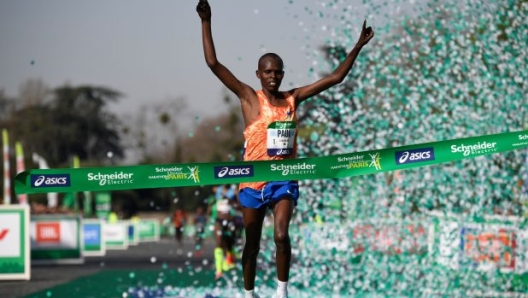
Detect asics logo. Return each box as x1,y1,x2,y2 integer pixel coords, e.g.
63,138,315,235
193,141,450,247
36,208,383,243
276,149,291,155
31,174,71,188
214,165,254,179
34,176,46,186
395,148,435,165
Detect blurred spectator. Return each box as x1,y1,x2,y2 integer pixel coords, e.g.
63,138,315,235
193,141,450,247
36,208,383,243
173,208,186,253
194,206,207,257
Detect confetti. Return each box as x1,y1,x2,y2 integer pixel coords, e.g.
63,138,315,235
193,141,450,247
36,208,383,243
119,0,528,296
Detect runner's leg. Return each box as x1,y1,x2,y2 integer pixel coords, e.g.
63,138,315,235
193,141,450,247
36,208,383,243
272,198,294,282
241,207,266,290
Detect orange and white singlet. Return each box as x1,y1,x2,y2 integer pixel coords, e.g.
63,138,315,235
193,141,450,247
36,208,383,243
239,90,298,191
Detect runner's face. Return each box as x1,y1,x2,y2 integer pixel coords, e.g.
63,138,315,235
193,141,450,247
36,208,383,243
257,57,284,92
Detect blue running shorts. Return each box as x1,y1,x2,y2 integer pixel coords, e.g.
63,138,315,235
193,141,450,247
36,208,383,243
239,181,299,209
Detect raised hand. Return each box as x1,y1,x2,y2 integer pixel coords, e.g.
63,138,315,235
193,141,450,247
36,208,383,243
357,20,374,47
196,0,211,20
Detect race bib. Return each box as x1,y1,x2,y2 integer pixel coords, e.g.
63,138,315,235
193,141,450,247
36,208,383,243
267,121,296,156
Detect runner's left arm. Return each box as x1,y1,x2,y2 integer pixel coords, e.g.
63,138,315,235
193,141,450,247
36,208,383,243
291,20,374,105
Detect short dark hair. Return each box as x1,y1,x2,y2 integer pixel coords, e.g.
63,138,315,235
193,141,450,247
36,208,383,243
258,53,283,69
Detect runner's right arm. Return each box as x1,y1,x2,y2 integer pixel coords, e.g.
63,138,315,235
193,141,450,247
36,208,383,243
196,0,255,103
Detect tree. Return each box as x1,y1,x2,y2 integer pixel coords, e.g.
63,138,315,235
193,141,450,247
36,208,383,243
119,96,188,165
180,92,244,163
4,84,124,167
150,92,244,212
18,78,50,108
0,89,16,121
116,92,245,213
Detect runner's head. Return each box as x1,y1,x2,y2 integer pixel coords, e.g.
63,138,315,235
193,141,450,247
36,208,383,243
256,53,284,93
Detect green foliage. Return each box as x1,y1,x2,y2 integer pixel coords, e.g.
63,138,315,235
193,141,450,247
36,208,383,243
3,85,124,167
0,89,16,121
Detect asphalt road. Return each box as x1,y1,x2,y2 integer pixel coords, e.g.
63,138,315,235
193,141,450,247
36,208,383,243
0,237,216,298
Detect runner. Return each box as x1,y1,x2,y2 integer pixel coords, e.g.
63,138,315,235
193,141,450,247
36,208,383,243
208,185,238,279
193,205,207,257
172,208,186,254
196,0,374,296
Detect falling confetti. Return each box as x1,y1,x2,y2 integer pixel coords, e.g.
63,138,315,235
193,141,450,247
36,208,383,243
112,0,528,296
291,0,528,296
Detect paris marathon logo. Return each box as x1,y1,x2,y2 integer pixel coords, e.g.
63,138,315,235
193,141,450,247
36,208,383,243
332,152,382,171
149,166,200,183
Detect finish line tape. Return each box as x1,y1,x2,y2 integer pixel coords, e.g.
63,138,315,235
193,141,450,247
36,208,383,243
14,130,528,194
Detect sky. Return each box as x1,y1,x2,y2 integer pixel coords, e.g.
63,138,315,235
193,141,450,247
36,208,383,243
0,0,417,121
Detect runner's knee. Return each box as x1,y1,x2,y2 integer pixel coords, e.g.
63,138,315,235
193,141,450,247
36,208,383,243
274,230,290,248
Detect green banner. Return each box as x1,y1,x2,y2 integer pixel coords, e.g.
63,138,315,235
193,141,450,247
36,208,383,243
95,192,111,220
13,130,528,194
83,191,92,217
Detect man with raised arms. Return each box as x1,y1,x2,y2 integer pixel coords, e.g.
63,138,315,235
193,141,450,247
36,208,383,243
196,1,374,297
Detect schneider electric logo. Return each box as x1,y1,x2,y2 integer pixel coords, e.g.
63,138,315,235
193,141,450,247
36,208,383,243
451,141,497,156
30,174,71,188
155,166,184,173
214,165,254,179
395,147,435,165
270,162,316,176
87,171,134,186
